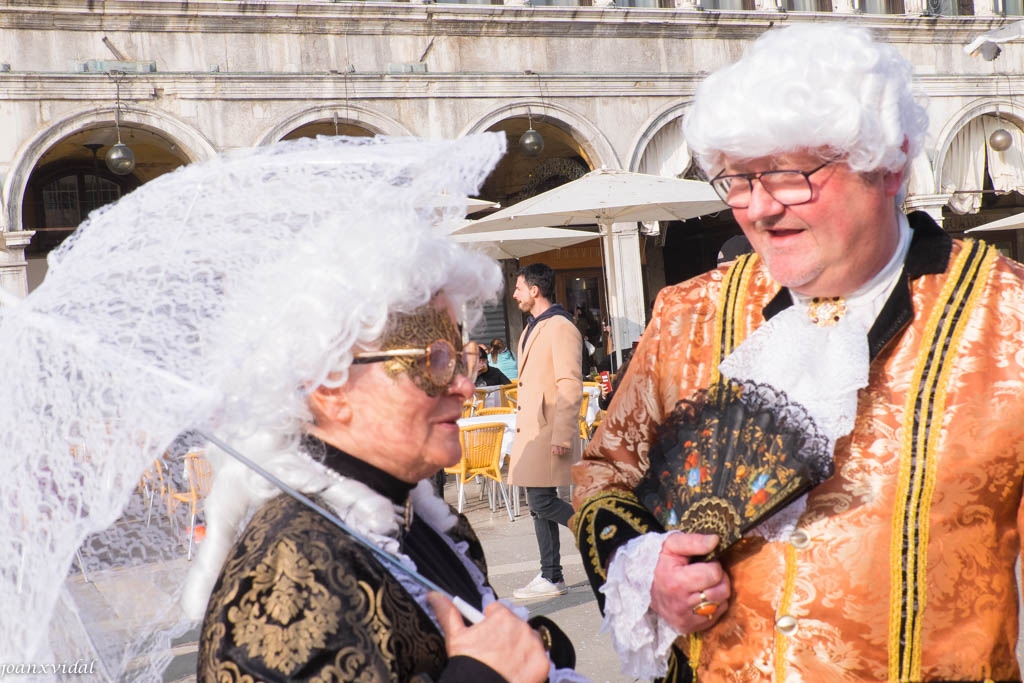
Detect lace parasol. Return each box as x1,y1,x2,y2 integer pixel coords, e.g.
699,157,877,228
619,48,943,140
0,134,505,680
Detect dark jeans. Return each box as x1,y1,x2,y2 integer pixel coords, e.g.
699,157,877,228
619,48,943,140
525,486,574,583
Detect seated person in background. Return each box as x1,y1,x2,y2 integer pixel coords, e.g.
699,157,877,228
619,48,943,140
596,354,632,412
475,344,511,387
185,137,581,683
489,338,518,380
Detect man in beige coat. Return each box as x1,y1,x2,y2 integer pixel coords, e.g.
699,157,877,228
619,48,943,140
508,263,583,600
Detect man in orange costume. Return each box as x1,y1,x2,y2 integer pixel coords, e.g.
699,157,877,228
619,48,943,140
573,23,1024,682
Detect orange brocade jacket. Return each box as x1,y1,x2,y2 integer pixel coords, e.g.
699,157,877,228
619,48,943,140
572,213,1024,683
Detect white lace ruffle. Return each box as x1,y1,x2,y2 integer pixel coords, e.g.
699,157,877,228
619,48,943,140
718,305,869,443
717,303,870,543
600,531,681,679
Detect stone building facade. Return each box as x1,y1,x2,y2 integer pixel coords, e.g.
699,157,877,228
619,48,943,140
2,0,1023,349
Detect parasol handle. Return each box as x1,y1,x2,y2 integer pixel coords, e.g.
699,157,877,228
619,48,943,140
196,429,486,626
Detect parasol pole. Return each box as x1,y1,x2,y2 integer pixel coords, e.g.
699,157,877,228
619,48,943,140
196,429,486,625
598,219,623,372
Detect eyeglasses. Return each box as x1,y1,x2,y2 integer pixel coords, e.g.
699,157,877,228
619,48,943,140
710,160,833,209
352,339,478,394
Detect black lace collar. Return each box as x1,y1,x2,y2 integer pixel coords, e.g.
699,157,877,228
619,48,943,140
302,435,415,506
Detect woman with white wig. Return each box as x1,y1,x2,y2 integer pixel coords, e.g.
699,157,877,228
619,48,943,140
156,136,580,682
0,133,586,682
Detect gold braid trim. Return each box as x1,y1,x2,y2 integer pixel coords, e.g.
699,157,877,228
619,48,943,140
774,543,799,680
711,252,759,383
575,489,657,581
887,240,996,682
686,634,702,682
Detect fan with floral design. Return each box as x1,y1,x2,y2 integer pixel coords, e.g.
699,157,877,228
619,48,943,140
634,378,834,560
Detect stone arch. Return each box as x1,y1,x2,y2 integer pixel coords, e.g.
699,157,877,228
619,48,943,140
932,98,1024,191
628,101,690,175
255,104,412,145
505,157,590,205
461,101,621,171
4,105,215,234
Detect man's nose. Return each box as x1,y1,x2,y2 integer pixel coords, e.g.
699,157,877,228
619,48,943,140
744,179,785,221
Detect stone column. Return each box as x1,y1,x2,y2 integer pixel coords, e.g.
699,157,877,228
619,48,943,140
904,194,952,228
602,221,646,371
0,231,35,302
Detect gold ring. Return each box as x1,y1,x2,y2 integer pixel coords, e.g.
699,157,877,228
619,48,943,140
692,600,718,620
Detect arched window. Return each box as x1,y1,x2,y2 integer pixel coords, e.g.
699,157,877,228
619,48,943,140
24,162,139,256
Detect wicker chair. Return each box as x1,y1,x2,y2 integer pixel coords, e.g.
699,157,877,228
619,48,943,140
444,422,513,521
169,451,214,560
474,407,514,417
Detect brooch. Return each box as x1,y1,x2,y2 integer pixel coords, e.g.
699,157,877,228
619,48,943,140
807,296,847,327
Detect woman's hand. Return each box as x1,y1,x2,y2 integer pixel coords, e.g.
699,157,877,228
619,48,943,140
649,533,731,633
428,593,550,683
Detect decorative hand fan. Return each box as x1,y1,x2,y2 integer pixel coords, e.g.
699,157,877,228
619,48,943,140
635,378,833,560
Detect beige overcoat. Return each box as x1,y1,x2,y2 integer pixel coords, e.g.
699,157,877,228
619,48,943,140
508,311,583,488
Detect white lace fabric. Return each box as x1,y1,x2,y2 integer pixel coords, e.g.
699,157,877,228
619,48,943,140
600,531,681,679
0,134,508,680
718,306,870,444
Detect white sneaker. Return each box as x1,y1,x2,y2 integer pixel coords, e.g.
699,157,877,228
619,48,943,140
512,573,568,599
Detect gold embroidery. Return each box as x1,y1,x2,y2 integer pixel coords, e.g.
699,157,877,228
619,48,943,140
229,537,342,676
357,580,394,663
686,633,702,681
575,489,655,580
201,496,450,682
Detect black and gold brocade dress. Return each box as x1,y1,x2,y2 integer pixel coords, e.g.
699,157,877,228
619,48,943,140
198,441,508,683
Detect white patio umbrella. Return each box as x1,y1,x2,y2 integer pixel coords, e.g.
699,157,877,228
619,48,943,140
965,210,1024,232
452,226,597,259
450,168,725,236
466,197,500,215
450,168,727,366
430,196,499,216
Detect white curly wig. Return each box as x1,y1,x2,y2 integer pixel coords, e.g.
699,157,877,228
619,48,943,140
182,134,507,618
684,23,928,185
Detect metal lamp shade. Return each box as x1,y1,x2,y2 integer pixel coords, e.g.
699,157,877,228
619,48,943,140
990,128,1013,152
106,143,136,175
519,128,544,157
